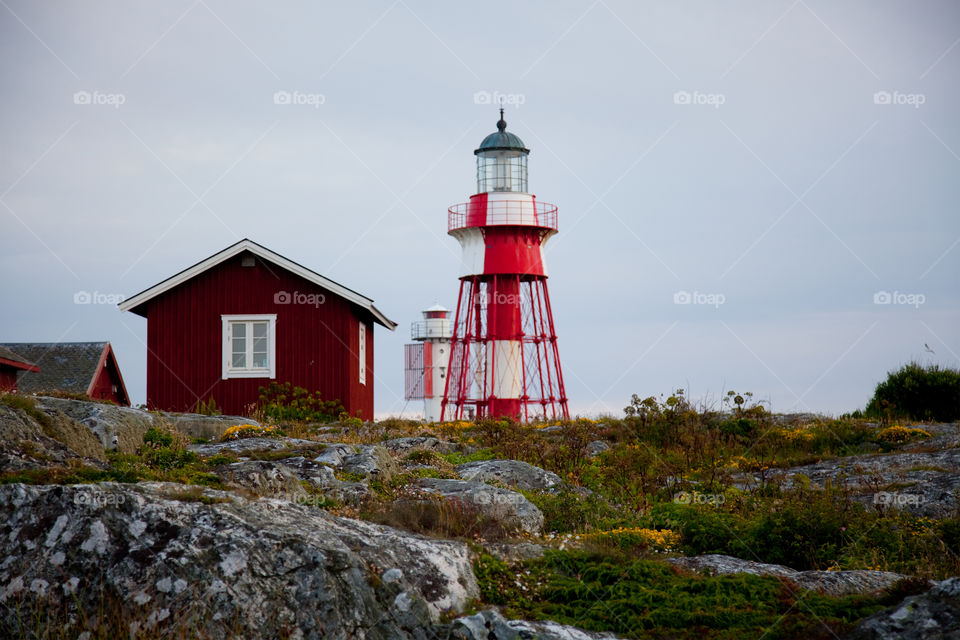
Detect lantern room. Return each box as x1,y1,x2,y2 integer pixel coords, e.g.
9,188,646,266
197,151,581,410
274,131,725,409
475,108,529,194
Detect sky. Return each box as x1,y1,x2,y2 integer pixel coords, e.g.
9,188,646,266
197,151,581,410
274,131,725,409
1,1,958,419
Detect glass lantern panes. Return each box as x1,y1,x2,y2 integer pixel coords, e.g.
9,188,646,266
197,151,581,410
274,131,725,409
477,151,527,193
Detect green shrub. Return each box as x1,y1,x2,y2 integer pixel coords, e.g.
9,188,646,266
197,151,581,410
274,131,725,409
137,424,197,470
258,382,344,423
865,361,960,422
474,550,891,639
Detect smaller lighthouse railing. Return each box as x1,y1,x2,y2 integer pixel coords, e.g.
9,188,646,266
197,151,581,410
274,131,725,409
448,200,558,232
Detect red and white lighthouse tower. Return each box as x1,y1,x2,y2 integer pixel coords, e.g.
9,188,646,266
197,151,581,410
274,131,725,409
441,110,569,421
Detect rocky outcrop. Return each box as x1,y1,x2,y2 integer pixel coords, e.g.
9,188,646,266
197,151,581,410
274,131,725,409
412,478,544,535
381,436,461,455
161,412,258,442
586,440,611,457
845,577,960,639
311,443,401,481
456,459,561,491
668,554,921,597
212,460,308,498
0,402,106,470
0,482,478,639
763,447,960,518
34,396,155,454
449,609,623,639
190,437,320,457
214,458,373,507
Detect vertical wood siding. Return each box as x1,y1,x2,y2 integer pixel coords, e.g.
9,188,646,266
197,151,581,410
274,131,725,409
145,252,375,417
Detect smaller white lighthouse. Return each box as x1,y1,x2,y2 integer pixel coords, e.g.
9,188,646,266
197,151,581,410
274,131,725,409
403,303,453,422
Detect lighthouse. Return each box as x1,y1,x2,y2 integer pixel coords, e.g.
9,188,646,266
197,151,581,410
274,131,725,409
403,303,453,422
441,109,569,421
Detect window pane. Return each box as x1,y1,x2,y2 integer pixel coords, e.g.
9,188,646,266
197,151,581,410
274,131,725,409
233,323,246,338
253,322,267,338
232,337,246,354
253,338,268,368
232,353,246,368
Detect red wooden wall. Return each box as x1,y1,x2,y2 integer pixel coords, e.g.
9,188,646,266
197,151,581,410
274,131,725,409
0,367,17,391
88,347,130,406
144,252,375,418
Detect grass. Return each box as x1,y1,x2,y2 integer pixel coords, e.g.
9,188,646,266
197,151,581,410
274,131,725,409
1,394,53,434
472,549,928,640
2,388,959,638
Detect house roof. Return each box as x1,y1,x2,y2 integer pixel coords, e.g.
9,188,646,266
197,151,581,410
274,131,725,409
0,342,127,400
118,238,397,330
0,345,40,373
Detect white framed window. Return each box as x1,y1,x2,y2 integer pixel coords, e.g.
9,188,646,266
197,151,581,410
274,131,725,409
222,314,277,379
358,321,366,385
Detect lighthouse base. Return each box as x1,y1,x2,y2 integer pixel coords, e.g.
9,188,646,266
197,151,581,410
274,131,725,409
441,275,569,422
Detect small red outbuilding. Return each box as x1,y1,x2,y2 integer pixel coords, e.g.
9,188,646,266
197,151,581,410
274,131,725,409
119,239,396,418
0,342,129,405
0,345,39,391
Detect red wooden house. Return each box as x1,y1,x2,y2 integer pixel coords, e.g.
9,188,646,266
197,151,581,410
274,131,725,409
119,239,396,417
0,342,130,405
0,345,39,391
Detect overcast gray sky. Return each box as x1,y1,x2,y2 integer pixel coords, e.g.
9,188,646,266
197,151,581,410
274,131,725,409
1,1,958,418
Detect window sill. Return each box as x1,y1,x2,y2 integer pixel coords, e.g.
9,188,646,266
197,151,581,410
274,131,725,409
223,369,274,379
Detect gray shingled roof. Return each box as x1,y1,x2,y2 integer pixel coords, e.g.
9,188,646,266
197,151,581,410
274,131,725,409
0,342,107,393
0,345,38,370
